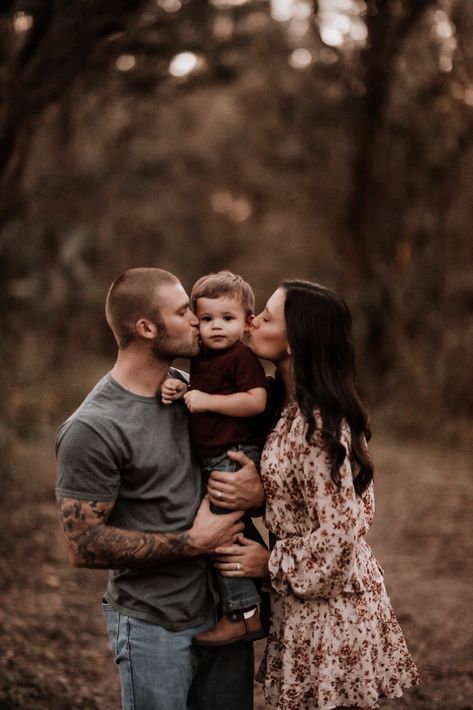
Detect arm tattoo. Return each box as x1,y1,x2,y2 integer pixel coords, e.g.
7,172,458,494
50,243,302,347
57,497,192,569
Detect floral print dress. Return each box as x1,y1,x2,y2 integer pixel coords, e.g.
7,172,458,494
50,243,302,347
259,401,420,710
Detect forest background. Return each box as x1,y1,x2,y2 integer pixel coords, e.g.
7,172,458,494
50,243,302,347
0,0,472,708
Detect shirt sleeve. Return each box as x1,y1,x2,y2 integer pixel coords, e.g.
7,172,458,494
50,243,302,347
233,347,267,392
268,425,370,599
55,420,120,501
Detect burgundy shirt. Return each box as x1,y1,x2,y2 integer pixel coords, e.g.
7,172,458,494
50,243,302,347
189,341,267,459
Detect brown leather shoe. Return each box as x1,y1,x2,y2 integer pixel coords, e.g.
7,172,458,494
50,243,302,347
192,609,265,647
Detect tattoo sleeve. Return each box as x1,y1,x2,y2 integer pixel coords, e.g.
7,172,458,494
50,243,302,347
57,497,194,569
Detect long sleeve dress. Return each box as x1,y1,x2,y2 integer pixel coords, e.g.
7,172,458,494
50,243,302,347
259,401,420,710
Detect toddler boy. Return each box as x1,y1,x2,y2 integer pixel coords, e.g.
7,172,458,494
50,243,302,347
162,270,267,646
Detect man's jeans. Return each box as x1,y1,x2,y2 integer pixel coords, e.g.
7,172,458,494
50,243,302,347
202,445,261,613
102,601,254,710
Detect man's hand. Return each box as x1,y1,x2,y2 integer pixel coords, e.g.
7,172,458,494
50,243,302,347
161,378,188,404
183,389,212,413
207,450,265,510
188,496,245,554
57,495,244,568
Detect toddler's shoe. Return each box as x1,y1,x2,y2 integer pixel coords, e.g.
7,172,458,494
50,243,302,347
192,607,265,647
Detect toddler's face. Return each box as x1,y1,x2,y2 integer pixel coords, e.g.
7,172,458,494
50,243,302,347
195,296,248,351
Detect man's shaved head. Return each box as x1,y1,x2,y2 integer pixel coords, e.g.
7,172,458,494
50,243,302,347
105,268,179,347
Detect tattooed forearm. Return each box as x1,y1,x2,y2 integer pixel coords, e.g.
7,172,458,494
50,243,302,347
57,497,193,569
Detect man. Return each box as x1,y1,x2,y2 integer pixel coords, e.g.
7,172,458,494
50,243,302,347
55,267,265,710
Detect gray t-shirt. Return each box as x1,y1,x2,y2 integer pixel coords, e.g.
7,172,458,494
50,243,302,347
55,371,216,631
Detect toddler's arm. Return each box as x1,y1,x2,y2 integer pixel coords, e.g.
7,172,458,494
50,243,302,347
184,387,267,416
162,377,188,405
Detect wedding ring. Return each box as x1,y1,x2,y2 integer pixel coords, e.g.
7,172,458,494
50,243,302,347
218,491,223,500
236,562,240,571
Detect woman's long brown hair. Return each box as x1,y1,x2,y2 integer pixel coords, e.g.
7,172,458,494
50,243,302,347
282,279,373,496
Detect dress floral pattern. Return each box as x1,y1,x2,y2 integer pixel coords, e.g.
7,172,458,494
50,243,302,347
259,401,420,710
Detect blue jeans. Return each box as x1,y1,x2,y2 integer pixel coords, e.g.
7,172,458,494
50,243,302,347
102,601,254,710
202,445,261,614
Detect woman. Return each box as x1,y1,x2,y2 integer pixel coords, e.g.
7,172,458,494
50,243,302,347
213,280,420,710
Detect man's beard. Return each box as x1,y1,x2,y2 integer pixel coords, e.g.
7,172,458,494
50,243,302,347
150,324,199,361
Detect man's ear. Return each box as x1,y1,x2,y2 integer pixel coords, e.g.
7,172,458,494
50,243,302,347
135,318,158,340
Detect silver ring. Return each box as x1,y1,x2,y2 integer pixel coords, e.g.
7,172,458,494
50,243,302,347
236,562,240,571
218,491,223,500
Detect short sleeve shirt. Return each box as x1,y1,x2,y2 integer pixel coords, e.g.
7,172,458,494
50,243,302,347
55,370,216,631
189,341,267,458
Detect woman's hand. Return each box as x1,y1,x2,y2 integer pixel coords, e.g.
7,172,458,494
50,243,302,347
208,450,265,510
213,534,270,578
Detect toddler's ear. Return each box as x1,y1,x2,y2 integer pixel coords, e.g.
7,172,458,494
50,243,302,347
244,314,255,331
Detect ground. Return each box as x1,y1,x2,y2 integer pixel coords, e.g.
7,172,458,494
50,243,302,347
0,433,472,709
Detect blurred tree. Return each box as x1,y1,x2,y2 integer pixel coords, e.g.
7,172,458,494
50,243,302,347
344,0,473,417
1,0,472,502
346,0,437,376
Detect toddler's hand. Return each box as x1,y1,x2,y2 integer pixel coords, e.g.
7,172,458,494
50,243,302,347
184,389,211,413
161,378,187,404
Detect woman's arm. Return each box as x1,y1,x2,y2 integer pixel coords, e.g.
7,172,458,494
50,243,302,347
266,423,373,599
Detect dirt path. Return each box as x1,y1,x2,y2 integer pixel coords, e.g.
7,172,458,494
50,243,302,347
0,434,471,709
